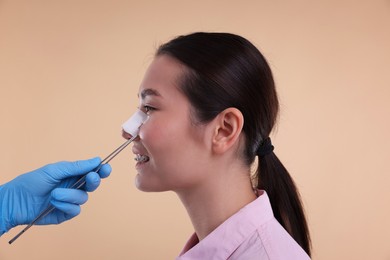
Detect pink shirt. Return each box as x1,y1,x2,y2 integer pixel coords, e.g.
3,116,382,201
177,190,310,260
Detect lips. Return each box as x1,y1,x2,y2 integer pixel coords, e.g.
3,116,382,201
132,146,150,163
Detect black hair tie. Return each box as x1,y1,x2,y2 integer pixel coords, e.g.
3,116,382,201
256,137,274,158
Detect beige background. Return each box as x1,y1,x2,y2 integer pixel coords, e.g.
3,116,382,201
1,0,389,259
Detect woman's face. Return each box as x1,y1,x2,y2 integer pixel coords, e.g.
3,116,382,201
126,55,212,192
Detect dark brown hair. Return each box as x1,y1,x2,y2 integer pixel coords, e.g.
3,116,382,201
157,32,311,256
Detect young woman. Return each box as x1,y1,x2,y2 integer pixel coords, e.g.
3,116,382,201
123,32,311,259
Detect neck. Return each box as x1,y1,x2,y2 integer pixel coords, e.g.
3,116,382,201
176,164,256,241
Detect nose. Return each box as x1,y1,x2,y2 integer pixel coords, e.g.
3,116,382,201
121,110,147,141
122,130,140,141
122,130,132,139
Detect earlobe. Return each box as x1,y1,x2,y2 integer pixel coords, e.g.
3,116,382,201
212,108,244,154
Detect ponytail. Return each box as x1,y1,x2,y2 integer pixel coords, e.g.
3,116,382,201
257,152,311,256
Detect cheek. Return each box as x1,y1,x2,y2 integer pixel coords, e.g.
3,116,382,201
138,116,183,156
136,119,211,191
139,117,172,144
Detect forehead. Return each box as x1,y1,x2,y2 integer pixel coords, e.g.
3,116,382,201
138,55,185,97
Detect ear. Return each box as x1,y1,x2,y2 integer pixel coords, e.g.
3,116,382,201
211,108,244,155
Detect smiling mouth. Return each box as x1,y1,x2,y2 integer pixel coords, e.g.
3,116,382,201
134,154,150,163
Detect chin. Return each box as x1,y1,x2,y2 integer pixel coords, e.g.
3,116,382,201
134,174,167,192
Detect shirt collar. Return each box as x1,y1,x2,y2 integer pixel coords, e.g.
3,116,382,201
178,190,274,259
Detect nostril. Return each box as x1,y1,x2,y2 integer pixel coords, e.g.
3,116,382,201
132,134,141,142
122,130,132,140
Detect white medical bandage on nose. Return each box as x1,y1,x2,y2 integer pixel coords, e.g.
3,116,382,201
122,109,148,137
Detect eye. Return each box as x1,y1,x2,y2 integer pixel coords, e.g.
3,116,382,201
143,105,156,114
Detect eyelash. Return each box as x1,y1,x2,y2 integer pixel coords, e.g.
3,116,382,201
143,105,156,113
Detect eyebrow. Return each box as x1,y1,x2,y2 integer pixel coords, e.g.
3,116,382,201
139,88,162,100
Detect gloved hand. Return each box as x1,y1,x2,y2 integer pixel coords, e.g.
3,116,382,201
0,157,111,236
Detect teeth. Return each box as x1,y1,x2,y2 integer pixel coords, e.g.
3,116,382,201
135,154,150,162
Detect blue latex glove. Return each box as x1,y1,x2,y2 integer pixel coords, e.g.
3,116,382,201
0,157,111,236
